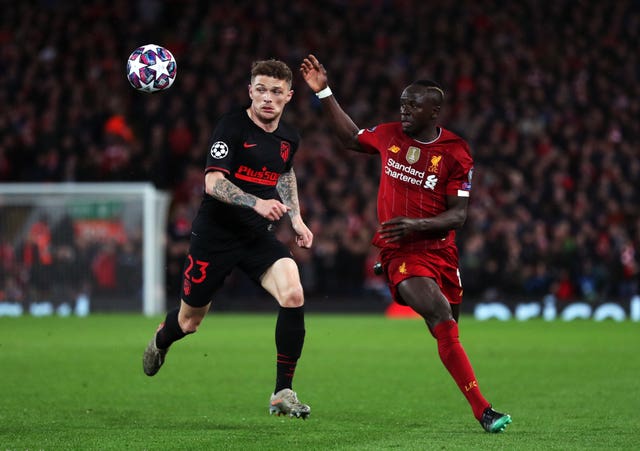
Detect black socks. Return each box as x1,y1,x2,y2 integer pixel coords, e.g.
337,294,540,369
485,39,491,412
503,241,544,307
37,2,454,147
155,308,187,349
154,305,305,393
274,306,306,393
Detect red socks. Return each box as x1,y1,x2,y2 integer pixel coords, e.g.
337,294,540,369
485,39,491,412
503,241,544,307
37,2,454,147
432,320,490,420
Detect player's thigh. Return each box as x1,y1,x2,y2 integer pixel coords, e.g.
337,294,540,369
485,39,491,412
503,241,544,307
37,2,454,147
237,233,292,284
259,257,304,307
398,277,454,327
180,243,238,308
238,234,302,307
398,276,449,311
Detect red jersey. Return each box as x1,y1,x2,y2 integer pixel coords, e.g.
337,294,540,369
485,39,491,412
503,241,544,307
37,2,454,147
357,123,474,251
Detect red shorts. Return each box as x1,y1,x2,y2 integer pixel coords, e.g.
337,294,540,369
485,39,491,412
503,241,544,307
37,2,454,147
379,245,463,305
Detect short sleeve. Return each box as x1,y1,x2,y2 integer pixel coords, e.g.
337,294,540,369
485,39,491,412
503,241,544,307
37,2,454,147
205,114,237,175
445,142,474,198
356,127,382,155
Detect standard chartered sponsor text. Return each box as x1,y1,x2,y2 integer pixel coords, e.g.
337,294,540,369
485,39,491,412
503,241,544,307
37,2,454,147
385,158,424,186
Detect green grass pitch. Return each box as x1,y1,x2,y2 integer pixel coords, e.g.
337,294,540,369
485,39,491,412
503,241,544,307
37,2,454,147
1,313,638,450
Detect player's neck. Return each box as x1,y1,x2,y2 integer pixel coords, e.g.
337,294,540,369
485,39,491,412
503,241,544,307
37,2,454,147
409,126,440,144
246,107,279,133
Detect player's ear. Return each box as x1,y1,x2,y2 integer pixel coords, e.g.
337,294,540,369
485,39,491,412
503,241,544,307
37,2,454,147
431,105,441,119
284,89,294,103
248,84,254,100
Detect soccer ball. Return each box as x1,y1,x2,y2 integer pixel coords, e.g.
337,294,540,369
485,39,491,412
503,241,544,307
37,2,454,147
126,44,177,93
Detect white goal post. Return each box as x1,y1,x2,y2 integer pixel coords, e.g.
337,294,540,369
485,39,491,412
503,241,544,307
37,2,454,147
0,183,169,316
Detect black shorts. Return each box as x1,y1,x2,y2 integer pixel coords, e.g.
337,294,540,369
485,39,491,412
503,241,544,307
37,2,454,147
180,232,292,307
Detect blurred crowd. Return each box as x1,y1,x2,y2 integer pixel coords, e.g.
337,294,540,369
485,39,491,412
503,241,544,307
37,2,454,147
0,212,142,310
1,0,639,306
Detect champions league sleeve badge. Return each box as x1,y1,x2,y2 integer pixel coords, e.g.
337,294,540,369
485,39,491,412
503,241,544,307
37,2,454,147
210,141,229,159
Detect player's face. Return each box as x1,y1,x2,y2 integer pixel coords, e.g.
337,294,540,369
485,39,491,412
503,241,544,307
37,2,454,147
399,86,437,137
248,75,293,123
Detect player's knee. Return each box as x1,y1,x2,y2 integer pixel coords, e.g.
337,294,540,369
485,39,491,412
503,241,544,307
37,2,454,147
410,299,452,328
278,284,304,308
423,305,455,330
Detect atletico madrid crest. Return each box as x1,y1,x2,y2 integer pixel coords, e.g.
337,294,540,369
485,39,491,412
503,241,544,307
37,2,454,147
280,141,290,162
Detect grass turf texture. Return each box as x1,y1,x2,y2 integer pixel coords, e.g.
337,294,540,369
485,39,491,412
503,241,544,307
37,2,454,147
0,314,638,450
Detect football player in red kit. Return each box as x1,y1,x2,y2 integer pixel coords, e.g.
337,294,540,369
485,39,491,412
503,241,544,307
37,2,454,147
301,54,511,433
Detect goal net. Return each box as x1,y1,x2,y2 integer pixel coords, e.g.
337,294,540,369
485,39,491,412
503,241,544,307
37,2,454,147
0,183,169,316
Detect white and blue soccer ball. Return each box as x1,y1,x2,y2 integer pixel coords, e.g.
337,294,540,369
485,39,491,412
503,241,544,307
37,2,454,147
127,44,177,93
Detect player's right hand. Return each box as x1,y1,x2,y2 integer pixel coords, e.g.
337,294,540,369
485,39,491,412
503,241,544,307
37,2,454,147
379,216,420,242
255,198,290,221
300,54,328,93
291,215,313,249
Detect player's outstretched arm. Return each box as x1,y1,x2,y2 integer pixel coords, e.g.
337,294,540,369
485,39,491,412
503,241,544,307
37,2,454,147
277,168,313,248
205,171,290,221
300,54,363,152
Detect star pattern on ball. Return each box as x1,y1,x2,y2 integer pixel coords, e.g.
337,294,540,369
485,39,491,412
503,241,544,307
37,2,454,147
127,45,177,93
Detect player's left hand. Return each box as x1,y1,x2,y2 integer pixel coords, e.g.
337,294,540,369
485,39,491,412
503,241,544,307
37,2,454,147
291,216,313,249
379,217,420,242
300,54,328,93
